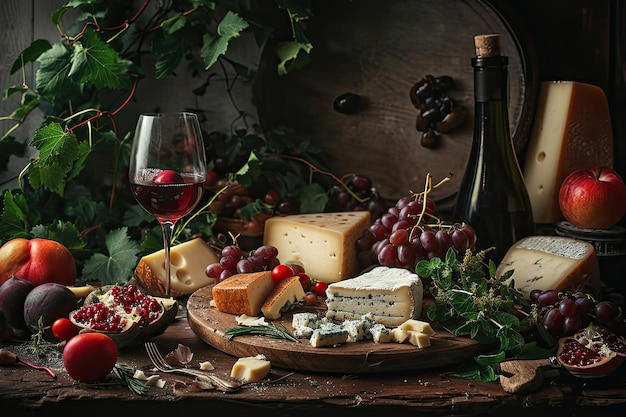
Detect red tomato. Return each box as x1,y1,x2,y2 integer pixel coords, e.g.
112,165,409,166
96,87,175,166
51,317,78,342
63,333,118,383
271,264,295,285
312,281,328,296
297,272,312,291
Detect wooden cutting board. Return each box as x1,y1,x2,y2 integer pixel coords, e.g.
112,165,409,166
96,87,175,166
186,285,484,374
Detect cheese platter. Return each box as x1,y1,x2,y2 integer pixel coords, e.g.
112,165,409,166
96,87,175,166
186,285,485,374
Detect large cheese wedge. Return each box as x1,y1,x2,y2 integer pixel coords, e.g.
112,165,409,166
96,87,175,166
261,275,305,320
325,266,423,327
211,271,275,316
230,355,271,382
134,238,218,297
523,81,614,224
496,235,601,298
263,211,370,283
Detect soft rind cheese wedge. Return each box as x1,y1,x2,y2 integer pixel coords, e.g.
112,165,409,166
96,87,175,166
523,81,614,223
263,211,371,283
134,238,218,297
496,235,601,298
230,355,271,382
261,275,305,320
211,271,275,316
325,266,423,327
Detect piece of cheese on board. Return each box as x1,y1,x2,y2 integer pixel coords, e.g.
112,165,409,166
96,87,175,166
134,238,217,297
523,81,613,224
263,211,371,283
496,235,601,298
230,355,271,382
211,271,275,316
261,275,305,320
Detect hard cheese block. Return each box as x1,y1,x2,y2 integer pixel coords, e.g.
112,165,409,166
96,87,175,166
325,266,423,327
230,355,271,382
134,238,218,297
211,271,275,316
261,275,305,320
523,81,614,224
263,211,371,283
496,235,601,298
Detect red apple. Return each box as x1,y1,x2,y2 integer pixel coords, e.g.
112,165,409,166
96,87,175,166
153,169,184,184
558,166,626,229
0,238,77,287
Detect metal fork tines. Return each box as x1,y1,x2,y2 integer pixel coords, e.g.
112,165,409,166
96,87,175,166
144,342,240,392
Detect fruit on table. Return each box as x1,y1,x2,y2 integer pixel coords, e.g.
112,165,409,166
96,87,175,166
558,166,626,229
0,276,34,331
23,283,78,338
69,284,177,348
0,238,76,287
63,332,118,383
153,169,184,184
557,323,626,376
51,317,79,342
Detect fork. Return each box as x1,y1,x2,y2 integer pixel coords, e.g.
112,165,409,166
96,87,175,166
144,342,240,392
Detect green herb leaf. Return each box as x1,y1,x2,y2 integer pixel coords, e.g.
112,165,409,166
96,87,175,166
82,227,141,284
225,323,299,343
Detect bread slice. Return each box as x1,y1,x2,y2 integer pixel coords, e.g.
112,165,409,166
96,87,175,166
261,276,305,320
211,271,275,316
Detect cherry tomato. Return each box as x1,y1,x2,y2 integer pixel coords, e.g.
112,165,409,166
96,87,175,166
271,264,295,285
312,281,328,296
297,272,312,291
63,332,118,383
51,317,78,342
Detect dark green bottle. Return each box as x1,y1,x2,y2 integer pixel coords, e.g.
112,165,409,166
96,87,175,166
453,34,534,264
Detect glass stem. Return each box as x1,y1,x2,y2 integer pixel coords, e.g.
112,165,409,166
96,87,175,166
161,221,176,298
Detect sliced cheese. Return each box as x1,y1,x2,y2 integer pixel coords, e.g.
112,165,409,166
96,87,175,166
398,319,436,336
325,266,423,327
230,355,271,382
390,328,411,343
310,323,349,347
370,324,391,343
263,211,371,283
134,238,218,297
523,81,614,224
261,275,305,320
211,271,275,316
408,331,431,348
496,235,601,298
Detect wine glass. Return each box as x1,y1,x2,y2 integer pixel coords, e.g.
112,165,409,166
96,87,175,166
129,112,207,297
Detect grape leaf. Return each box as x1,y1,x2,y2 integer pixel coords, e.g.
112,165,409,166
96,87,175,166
299,183,328,214
82,227,142,285
35,42,82,98
30,220,85,252
161,14,187,35
0,137,26,170
0,191,39,240
201,11,249,70
10,39,52,74
70,29,134,90
123,204,156,227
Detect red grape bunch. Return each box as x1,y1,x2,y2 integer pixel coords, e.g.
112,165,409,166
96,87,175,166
355,194,477,271
205,244,280,283
326,174,387,221
532,289,621,338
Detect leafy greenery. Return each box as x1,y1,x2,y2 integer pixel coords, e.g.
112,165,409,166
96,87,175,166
225,323,300,342
0,0,318,284
415,247,553,380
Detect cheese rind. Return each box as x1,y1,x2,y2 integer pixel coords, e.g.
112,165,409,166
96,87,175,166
496,235,601,298
134,238,218,297
325,266,423,327
211,271,275,316
230,356,271,382
523,81,614,223
261,276,305,320
263,211,371,283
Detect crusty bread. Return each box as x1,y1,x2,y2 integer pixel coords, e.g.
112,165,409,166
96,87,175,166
211,271,275,316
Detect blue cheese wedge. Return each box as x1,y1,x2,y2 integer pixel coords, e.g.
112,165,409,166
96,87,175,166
369,323,391,343
292,312,320,329
325,266,423,327
310,323,349,347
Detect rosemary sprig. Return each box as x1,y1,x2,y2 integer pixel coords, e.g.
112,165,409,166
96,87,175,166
113,364,151,395
225,323,300,343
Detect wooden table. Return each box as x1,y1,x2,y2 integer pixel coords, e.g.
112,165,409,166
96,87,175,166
2,308,626,417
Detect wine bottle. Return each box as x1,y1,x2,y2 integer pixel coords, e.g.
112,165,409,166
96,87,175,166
453,34,534,264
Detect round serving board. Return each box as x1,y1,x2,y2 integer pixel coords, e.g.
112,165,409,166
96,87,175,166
256,0,536,205
187,285,484,374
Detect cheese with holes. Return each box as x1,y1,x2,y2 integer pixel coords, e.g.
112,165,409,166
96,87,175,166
263,211,371,283
211,271,275,316
261,275,305,320
523,81,614,224
496,236,601,298
325,266,423,327
230,355,271,382
134,238,218,297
